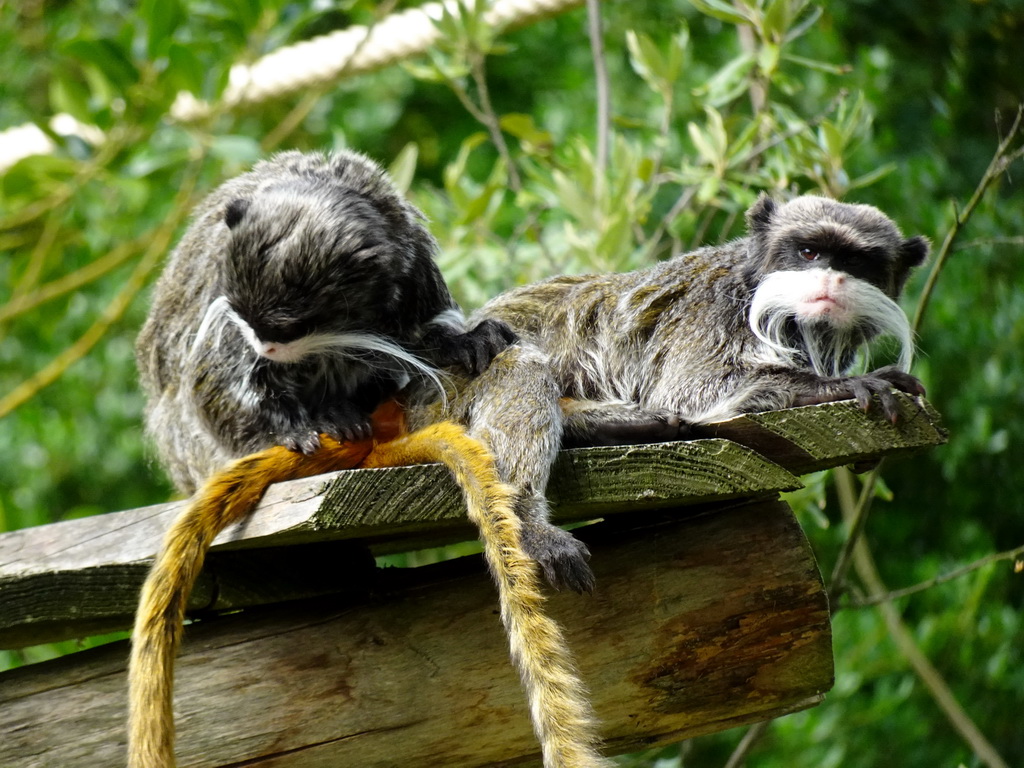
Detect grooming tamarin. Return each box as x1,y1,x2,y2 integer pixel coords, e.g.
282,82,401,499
129,151,599,767
135,149,514,494
408,193,929,594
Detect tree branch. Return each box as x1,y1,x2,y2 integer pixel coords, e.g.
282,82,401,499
846,542,1024,608
834,468,1010,768
585,0,610,186
912,104,1024,334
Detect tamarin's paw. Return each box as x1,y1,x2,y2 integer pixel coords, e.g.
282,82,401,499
316,404,374,443
521,521,596,594
278,428,323,454
799,366,926,424
455,319,519,376
868,365,926,397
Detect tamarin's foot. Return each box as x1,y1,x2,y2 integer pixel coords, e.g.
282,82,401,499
520,520,595,594
278,405,373,453
795,366,926,424
562,403,692,448
422,318,518,376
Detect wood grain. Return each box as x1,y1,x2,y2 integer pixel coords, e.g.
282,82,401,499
0,439,797,649
1,500,833,768
692,394,947,474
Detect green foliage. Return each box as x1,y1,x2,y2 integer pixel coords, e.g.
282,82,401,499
1,0,1022,765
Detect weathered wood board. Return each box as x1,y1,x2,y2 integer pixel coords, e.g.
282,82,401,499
0,439,798,649
0,397,945,650
1,500,833,768
692,394,946,474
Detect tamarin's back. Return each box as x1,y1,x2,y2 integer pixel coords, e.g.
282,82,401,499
479,242,753,419
479,194,927,426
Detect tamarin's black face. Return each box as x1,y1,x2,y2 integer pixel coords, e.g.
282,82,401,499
744,195,929,376
218,183,407,364
745,194,928,304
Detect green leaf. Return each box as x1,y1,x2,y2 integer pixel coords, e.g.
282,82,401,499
688,122,718,168
819,121,846,159
686,0,751,26
166,43,206,95
388,143,419,196
783,4,823,43
704,106,729,163
139,0,184,59
695,52,755,107
847,162,897,190
49,72,92,123
443,132,489,208
626,30,667,92
63,39,139,93
782,52,852,75
210,135,262,165
757,42,781,76
762,0,792,43
500,113,553,155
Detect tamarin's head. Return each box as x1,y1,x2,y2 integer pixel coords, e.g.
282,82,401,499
744,194,929,376
210,153,438,364
744,194,929,299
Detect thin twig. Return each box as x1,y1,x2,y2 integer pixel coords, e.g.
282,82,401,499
828,463,882,600
585,0,610,187
722,720,769,768
912,104,1024,334
847,542,1024,608
0,236,144,322
10,210,60,300
468,50,521,193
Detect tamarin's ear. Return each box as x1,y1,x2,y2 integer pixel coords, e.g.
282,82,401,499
899,235,930,268
224,198,250,229
746,193,778,235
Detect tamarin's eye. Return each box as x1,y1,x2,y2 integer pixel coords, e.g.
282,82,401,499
799,247,820,261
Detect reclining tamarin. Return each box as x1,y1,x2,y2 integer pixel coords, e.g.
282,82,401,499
408,192,929,592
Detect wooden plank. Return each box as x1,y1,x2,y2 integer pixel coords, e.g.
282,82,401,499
0,541,376,649
0,499,833,768
0,439,799,649
692,394,947,474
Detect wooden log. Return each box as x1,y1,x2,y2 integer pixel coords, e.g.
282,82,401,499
0,439,799,649
0,499,832,768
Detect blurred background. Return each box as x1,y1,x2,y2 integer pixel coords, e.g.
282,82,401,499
0,1,1021,765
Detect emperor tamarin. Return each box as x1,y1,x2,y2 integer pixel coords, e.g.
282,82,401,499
136,149,514,495
408,194,929,593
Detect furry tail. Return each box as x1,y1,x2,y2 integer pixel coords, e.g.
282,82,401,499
126,437,376,768
126,399,403,768
365,424,610,768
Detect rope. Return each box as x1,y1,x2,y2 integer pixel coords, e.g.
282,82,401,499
174,0,582,119
1,0,584,169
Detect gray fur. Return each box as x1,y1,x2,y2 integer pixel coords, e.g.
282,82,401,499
137,150,512,495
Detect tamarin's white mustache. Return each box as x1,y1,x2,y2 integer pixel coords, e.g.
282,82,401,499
749,269,914,378
190,295,446,395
